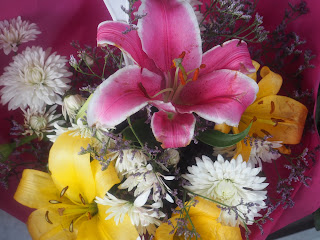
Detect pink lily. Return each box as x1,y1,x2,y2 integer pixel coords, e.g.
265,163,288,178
87,0,259,148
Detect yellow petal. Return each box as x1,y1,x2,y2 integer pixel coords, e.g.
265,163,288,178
77,216,110,240
277,145,291,155
191,215,242,240
247,60,260,81
240,95,308,144
255,66,283,101
234,140,251,162
90,160,120,198
214,123,231,134
27,208,77,240
155,197,242,240
77,210,138,240
49,132,96,204
14,169,64,209
155,215,179,240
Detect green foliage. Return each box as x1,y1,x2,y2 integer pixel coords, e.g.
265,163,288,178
123,118,159,148
313,208,320,231
197,122,252,147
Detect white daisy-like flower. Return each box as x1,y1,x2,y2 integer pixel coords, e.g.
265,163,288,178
0,46,72,110
245,137,282,168
96,193,165,236
119,164,174,207
182,154,268,227
115,149,148,175
62,94,86,121
22,105,64,140
0,16,41,55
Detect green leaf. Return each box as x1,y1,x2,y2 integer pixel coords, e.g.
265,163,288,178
76,94,93,121
313,208,320,231
196,122,252,147
122,119,158,147
0,134,37,162
0,143,15,162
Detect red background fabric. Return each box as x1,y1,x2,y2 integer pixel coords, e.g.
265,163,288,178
0,0,319,239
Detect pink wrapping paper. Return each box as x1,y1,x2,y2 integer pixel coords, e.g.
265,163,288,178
0,0,319,239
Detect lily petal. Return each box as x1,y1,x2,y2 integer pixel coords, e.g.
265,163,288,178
103,0,129,22
240,95,308,144
247,60,261,81
27,208,77,240
255,66,283,101
87,66,163,128
97,21,159,72
14,169,70,209
137,0,202,72
155,197,241,240
48,132,96,204
151,111,196,148
94,205,138,240
201,39,256,76
77,216,108,240
177,69,259,126
91,160,120,198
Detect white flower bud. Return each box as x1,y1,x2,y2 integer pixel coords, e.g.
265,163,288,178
62,94,86,120
166,149,180,166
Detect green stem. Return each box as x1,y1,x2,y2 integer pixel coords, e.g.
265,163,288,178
127,117,144,148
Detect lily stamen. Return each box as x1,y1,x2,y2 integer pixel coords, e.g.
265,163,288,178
60,186,69,198
45,210,53,224
69,220,74,232
192,68,199,81
179,71,186,85
79,193,86,205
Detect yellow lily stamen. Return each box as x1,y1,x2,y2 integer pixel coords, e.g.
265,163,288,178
79,193,86,205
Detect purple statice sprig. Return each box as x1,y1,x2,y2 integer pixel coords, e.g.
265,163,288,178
68,42,121,95
121,0,147,34
201,0,268,49
168,195,201,240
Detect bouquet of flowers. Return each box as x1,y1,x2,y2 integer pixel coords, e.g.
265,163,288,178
0,0,319,239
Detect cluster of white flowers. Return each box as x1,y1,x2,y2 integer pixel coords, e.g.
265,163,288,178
95,149,177,236
118,163,174,207
183,154,268,227
0,16,41,55
0,46,72,110
247,138,282,168
0,17,75,140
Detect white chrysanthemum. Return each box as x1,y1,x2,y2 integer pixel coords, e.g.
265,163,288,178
0,46,72,110
62,94,86,121
22,105,64,140
246,138,282,168
0,16,41,55
119,164,174,207
96,193,165,236
115,149,148,175
183,154,268,227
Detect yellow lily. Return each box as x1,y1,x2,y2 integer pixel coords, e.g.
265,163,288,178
14,132,139,240
215,62,308,161
155,197,242,240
